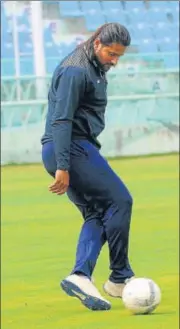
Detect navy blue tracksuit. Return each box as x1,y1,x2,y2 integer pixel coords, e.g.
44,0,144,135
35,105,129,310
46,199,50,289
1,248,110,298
41,44,134,283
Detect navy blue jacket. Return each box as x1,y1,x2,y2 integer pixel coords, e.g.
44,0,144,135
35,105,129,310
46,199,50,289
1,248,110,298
41,45,108,171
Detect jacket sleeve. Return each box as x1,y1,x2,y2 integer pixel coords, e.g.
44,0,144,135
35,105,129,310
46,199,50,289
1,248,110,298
51,66,86,171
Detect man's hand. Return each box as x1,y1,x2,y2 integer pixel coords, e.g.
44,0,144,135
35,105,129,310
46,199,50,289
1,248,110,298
49,170,69,195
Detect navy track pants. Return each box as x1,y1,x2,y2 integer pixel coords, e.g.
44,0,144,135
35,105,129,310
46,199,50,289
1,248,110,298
42,140,134,283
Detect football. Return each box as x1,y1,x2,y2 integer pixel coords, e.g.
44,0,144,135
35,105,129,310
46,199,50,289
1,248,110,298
122,278,161,315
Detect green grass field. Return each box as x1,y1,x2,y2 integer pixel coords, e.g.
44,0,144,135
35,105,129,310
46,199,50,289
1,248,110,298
1,154,179,329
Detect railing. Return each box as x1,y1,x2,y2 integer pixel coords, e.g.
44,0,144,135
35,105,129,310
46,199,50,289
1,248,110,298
1,55,179,164
1,51,179,101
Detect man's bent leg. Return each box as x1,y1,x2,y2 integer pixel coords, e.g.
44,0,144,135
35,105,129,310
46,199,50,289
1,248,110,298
42,142,110,310
67,187,106,279
70,140,135,284
102,199,134,283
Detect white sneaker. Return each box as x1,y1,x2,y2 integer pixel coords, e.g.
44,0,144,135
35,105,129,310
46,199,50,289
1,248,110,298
61,274,111,311
103,277,135,298
91,276,95,284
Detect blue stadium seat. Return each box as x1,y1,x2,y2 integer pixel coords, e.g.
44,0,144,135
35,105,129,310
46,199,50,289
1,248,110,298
105,14,127,26
125,26,138,44
171,8,179,22
44,43,60,57
149,1,170,11
102,1,127,25
44,27,54,43
154,25,172,40
127,11,148,24
146,10,168,25
81,1,102,14
84,14,105,31
134,26,153,40
81,1,105,31
159,37,178,52
169,26,179,40
59,1,82,17
43,30,70,59
17,15,31,31
163,1,177,14
152,21,169,29
125,0,146,12
1,32,14,58
138,39,159,53
1,14,12,34
1,42,14,58
169,0,179,11
102,1,122,11
18,32,33,54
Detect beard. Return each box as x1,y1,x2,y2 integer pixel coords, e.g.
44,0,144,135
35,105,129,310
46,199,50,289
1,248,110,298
102,64,113,72
84,42,114,73
94,53,113,72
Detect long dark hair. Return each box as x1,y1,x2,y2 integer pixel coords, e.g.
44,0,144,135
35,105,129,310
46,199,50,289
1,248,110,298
84,23,131,48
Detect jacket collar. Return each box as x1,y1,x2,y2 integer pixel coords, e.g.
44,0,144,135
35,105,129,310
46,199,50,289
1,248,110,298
83,44,106,78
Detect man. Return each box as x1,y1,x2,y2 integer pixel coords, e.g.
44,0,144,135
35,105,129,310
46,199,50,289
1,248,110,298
41,23,135,311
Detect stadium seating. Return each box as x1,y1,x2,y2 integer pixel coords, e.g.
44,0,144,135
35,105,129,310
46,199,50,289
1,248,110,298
149,1,171,12
153,24,172,40
81,1,102,14
16,8,31,31
58,1,82,17
81,1,105,30
1,0,179,76
18,31,33,54
159,37,178,52
134,26,154,41
138,38,159,53
101,1,127,25
146,10,169,25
